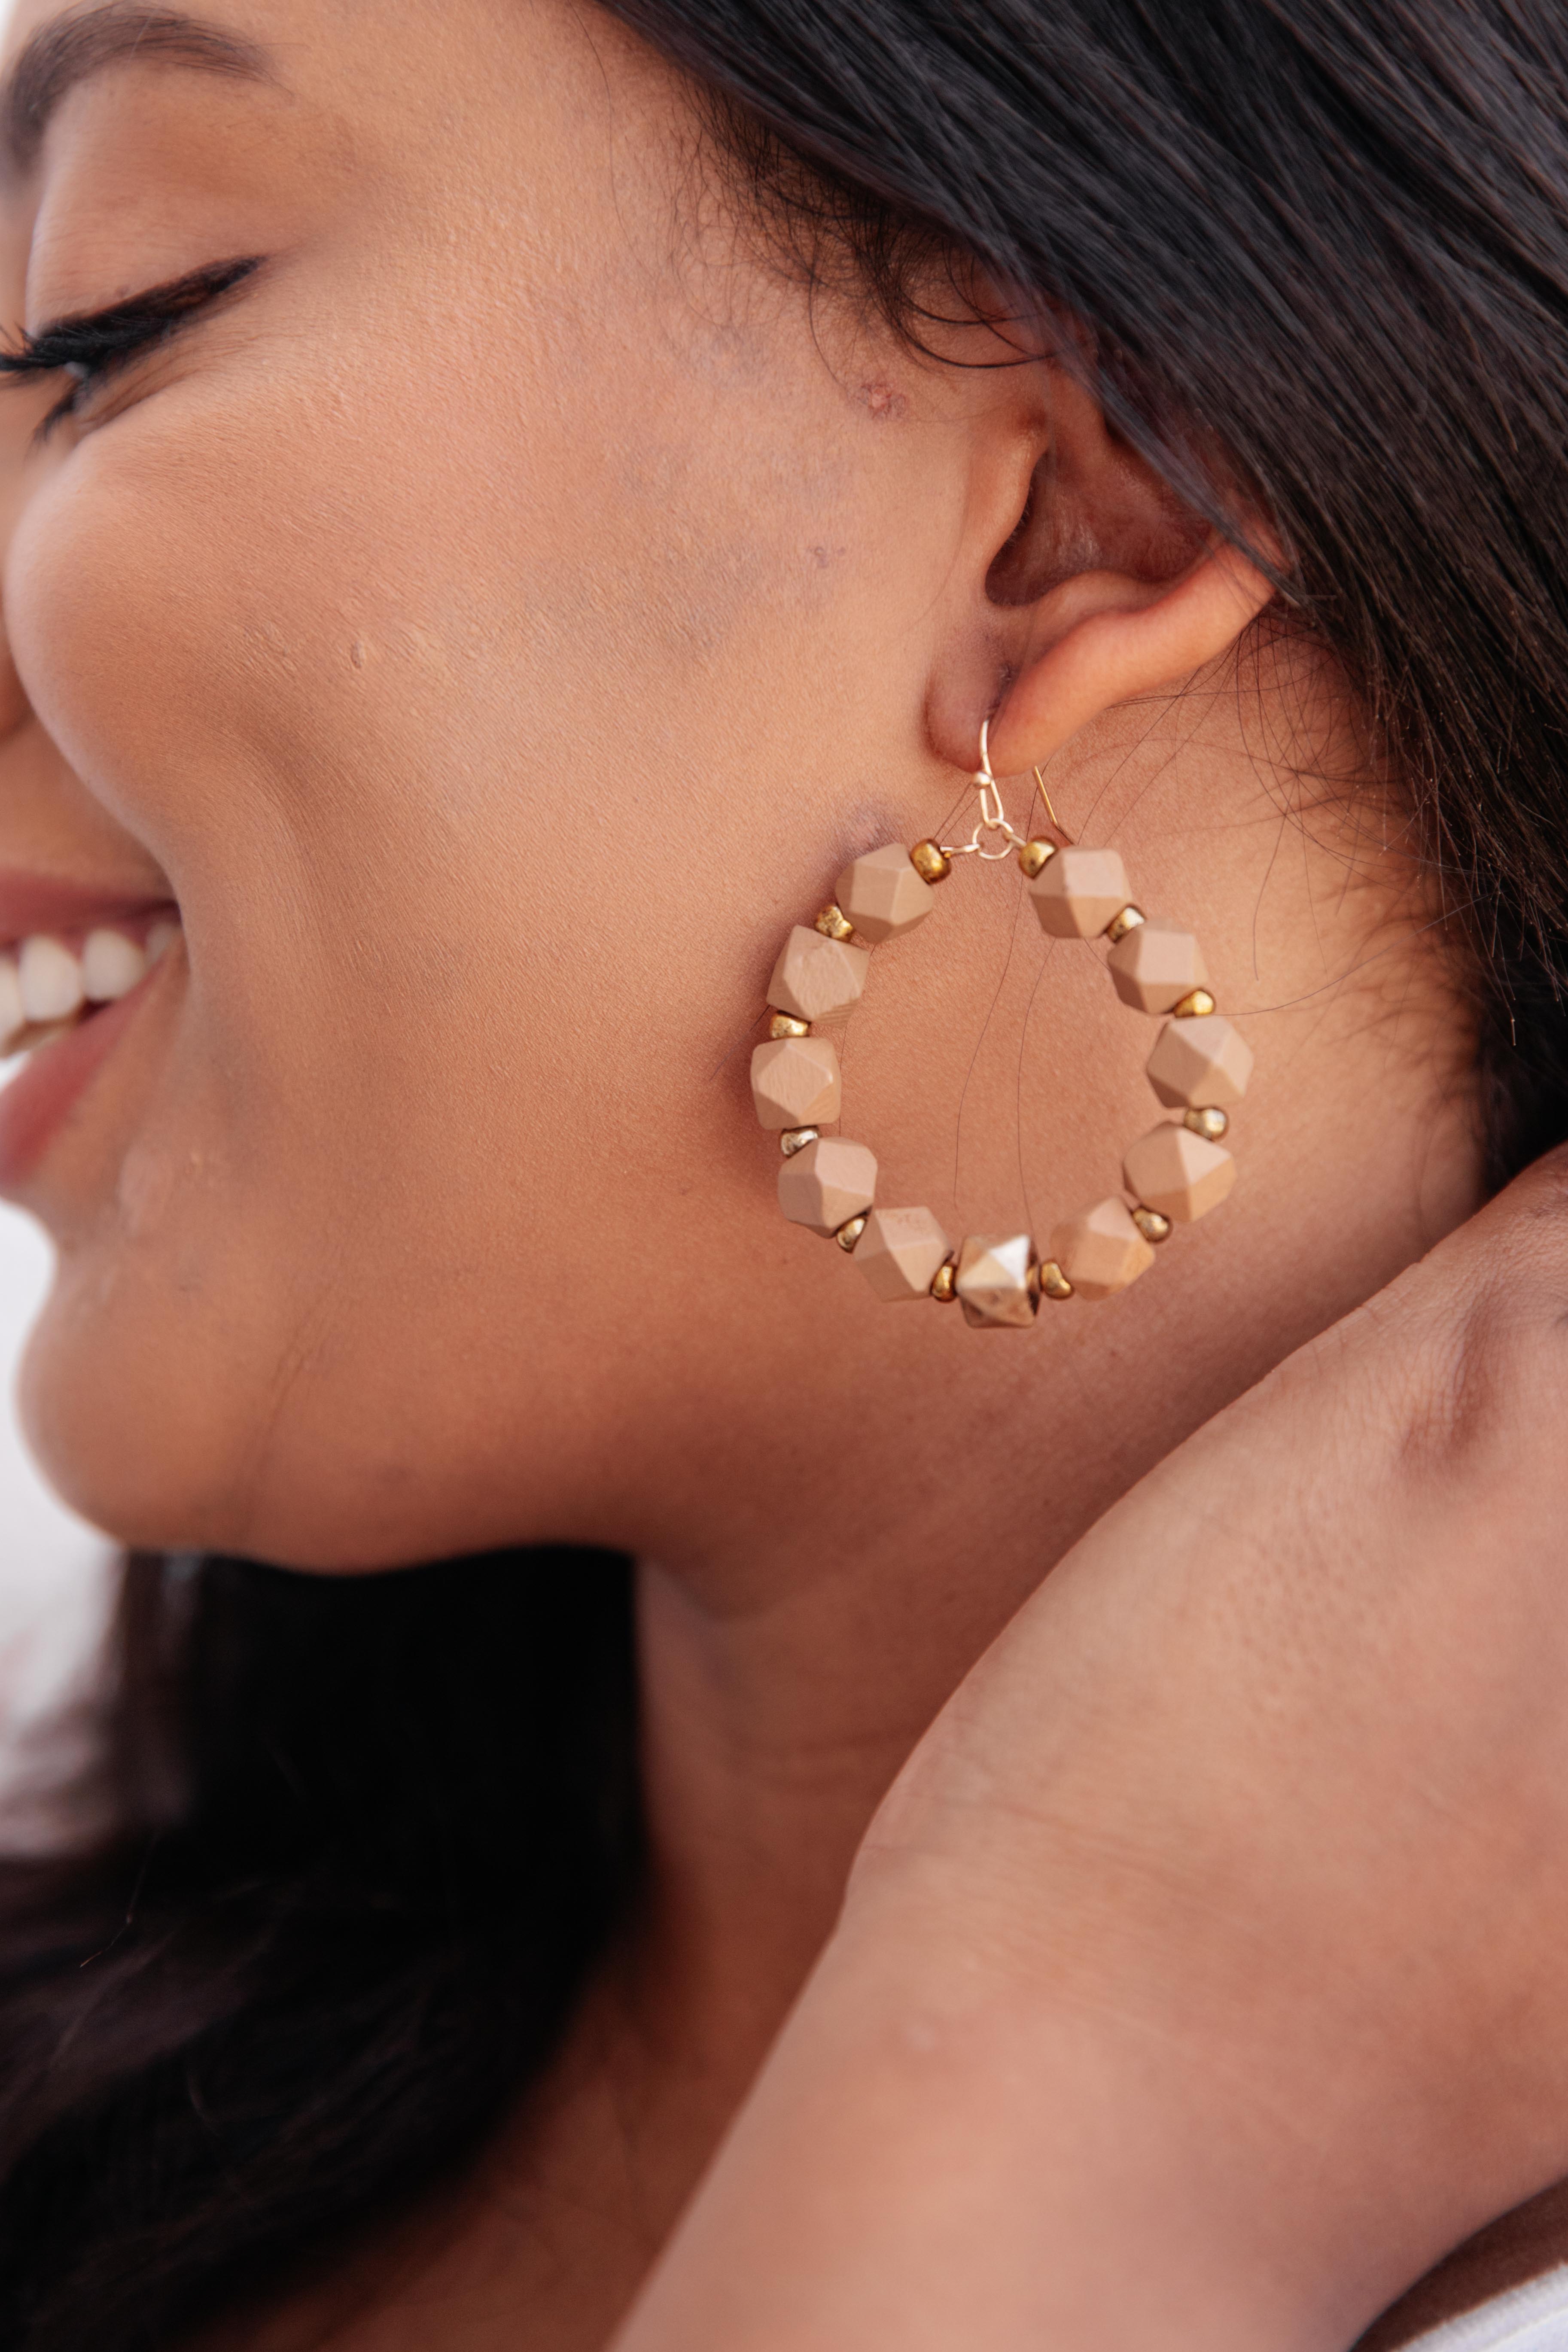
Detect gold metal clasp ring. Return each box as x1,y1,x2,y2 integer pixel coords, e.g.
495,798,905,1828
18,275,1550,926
939,718,1069,863
963,717,1023,858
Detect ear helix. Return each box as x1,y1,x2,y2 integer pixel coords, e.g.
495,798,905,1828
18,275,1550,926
747,723,1252,1327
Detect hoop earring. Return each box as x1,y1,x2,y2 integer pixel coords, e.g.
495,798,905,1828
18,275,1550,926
747,723,1253,1328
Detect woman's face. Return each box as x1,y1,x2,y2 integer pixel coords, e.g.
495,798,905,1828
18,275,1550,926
0,0,1478,1573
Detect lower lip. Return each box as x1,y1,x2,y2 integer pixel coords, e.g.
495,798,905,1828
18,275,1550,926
0,977,160,1190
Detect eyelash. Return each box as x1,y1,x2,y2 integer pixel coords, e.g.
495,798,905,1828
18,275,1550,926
0,256,262,434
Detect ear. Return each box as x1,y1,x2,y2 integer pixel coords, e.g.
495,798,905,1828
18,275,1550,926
927,359,1277,780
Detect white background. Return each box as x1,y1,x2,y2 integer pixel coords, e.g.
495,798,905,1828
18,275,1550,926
0,1200,116,1813
0,0,124,1788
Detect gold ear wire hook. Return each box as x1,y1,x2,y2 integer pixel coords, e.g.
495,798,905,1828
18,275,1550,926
975,719,1008,832
1033,764,1073,844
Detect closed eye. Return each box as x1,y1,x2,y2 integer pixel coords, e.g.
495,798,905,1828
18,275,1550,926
0,256,262,435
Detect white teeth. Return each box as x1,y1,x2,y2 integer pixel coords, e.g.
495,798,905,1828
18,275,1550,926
0,918,180,1057
18,935,84,1024
82,928,146,1003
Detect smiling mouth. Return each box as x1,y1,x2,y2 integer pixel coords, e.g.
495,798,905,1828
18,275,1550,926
0,913,181,1062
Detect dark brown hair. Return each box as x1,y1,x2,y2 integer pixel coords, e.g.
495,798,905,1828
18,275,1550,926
3,2,1568,2343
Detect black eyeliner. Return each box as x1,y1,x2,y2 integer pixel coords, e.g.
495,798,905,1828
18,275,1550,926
0,256,263,429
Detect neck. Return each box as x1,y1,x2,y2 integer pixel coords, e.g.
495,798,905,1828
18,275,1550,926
627,1476,1089,2065
613,1219,1393,2078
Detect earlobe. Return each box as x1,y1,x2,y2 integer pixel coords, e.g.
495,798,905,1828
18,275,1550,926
984,537,1278,778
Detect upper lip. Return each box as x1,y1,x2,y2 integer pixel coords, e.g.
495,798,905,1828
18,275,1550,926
0,870,175,949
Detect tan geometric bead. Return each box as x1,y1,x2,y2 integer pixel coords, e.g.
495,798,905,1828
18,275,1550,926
835,845,937,946
855,1206,953,1302
955,1233,1038,1328
767,925,871,1023
750,1037,841,1131
776,1136,877,1237
1122,1123,1236,1223
1049,1197,1157,1302
1107,917,1210,1015
1029,846,1133,940
1145,1012,1254,1110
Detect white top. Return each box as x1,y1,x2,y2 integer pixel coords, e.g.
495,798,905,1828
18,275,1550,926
1409,2268,1568,2349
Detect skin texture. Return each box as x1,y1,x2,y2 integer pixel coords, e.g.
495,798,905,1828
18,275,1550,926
612,1156,1568,2352
0,0,1527,2346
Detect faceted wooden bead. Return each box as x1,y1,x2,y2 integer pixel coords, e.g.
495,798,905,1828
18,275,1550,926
1123,1123,1236,1223
835,845,937,945
1049,1197,1156,1302
1029,846,1133,939
750,1036,841,1131
856,1206,953,1302
955,1233,1038,1328
1107,917,1210,1015
777,1136,877,1237
767,924,871,1022
1146,1012,1254,1110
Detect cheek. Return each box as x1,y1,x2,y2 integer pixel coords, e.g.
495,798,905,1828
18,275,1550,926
7,459,206,828
0,305,943,1564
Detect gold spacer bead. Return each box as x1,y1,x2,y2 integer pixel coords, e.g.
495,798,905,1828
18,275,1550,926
815,902,856,942
1038,1260,1075,1301
929,1260,959,1302
1104,904,1146,945
1131,1205,1172,1245
1172,987,1217,1018
1017,838,1057,880
769,1011,811,1040
1184,1106,1230,1141
835,1214,868,1253
909,839,953,884
780,1126,819,1156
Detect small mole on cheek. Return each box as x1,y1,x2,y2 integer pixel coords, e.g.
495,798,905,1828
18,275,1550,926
859,380,909,420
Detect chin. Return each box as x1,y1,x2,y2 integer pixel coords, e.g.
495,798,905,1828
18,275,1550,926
16,1250,582,1573
17,1266,274,1559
